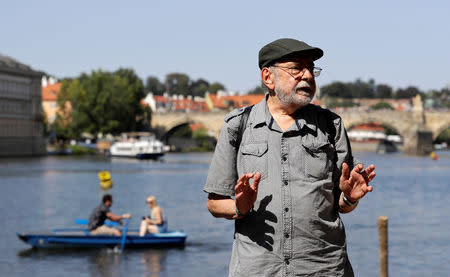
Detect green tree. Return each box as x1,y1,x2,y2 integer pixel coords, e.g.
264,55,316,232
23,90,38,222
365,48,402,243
53,68,145,139
435,128,450,144
430,87,450,108
321,81,352,98
192,127,215,151
381,124,399,136
395,86,422,99
145,76,166,95
348,78,375,98
376,84,393,98
190,79,209,97
247,85,266,95
208,82,226,94
325,98,359,109
371,101,394,110
165,73,190,96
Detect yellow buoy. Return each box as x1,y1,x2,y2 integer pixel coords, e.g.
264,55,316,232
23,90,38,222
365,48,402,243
430,151,438,161
98,170,113,190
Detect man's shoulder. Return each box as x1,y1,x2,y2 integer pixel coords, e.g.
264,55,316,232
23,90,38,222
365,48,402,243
96,203,110,213
224,106,253,123
306,104,341,121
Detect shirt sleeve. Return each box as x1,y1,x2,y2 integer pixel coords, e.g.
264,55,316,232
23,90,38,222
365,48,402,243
204,120,239,196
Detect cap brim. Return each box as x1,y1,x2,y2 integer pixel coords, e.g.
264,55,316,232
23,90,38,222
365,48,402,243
282,48,324,62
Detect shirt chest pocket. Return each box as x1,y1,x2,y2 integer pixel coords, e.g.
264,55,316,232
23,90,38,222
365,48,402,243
241,142,268,180
302,141,335,181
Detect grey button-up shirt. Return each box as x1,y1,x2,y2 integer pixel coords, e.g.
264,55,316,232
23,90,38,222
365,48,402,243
204,96,357,277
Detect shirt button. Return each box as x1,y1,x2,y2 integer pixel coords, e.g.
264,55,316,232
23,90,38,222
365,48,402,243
282,156,287,161
285,259,290,265
284,233,289,238
284,180,288,186
284,207,289,212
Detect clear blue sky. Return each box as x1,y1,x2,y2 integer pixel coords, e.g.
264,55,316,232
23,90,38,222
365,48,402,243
2,0,449,93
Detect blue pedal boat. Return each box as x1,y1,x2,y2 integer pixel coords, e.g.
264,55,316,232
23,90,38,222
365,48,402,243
17,220,187,249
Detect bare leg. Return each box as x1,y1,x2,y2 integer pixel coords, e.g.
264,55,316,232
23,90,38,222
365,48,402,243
147,225,158,234
140,220,148,236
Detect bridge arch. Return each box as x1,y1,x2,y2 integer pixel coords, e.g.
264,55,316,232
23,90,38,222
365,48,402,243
340,110,413,141
152,111,228,139
161,122,191,143
433,126,450,142
424,111,450,140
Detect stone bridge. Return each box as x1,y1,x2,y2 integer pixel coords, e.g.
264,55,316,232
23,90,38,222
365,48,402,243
152,109,450,155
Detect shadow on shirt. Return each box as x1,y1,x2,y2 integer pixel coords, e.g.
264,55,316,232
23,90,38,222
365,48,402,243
235,195,277,251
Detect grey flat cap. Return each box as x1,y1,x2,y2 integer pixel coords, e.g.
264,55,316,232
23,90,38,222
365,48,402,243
258,38,323,69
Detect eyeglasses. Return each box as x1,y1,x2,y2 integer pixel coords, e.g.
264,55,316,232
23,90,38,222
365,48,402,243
272,65,322,78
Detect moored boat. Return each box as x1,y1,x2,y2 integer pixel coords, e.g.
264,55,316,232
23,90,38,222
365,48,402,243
109,134,169,159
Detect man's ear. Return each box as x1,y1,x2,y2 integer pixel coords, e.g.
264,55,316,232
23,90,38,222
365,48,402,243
261,68,275,90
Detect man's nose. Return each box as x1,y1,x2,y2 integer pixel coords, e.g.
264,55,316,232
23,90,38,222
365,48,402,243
300,67,314,80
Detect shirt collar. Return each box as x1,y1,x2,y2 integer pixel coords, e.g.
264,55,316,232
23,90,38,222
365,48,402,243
293,105,318,133
253,94,318,133
250,94,270,128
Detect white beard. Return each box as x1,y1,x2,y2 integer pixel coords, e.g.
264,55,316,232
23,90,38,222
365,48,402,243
275,81,314,108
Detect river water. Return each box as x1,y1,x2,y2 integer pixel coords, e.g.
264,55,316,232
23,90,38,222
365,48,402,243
1,151,449,276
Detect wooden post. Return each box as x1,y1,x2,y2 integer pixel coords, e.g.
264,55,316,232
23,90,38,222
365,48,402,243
378,216,388,277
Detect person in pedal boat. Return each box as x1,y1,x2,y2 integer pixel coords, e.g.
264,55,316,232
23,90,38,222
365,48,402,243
140,195,167,236
88,194,130,236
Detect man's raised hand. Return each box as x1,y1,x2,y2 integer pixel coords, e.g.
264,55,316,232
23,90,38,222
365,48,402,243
235,172,261,216
340,163,376,202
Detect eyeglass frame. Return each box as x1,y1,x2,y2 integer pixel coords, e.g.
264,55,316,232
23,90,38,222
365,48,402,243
271,64,322,78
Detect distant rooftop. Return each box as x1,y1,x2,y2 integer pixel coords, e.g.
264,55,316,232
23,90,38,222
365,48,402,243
0,54,41,76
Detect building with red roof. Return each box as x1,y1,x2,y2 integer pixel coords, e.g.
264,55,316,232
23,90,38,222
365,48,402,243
41,77,61,124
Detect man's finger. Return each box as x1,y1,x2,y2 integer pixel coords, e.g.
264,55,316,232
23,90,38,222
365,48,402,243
361,164,375,177
367,171,376,182
252,172,261,191
238,173,252,185
341,162,350,181
353,163,364,174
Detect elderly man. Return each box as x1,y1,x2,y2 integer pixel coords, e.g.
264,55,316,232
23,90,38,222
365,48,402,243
204,38,376,276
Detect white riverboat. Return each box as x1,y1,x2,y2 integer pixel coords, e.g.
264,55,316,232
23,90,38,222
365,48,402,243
109,134,168,159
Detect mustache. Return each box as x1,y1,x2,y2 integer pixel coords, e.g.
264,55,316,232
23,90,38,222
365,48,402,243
295,81,313,90
294,81,314,95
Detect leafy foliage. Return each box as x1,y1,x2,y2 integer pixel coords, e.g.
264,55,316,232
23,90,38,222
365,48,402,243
165,73,191,96
321,81,352,98
320,79,428,100
146,76,166,95
371,101,394,110
375,84,393,98
325,98,360,109
395,86,421,99
190,79,210,97
247,85,266,95
192,127,215,151
435,128,450,144
321,79,375,99
208,82,226,94
381,124,400,136
162,73,225,97
53,68,145,139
